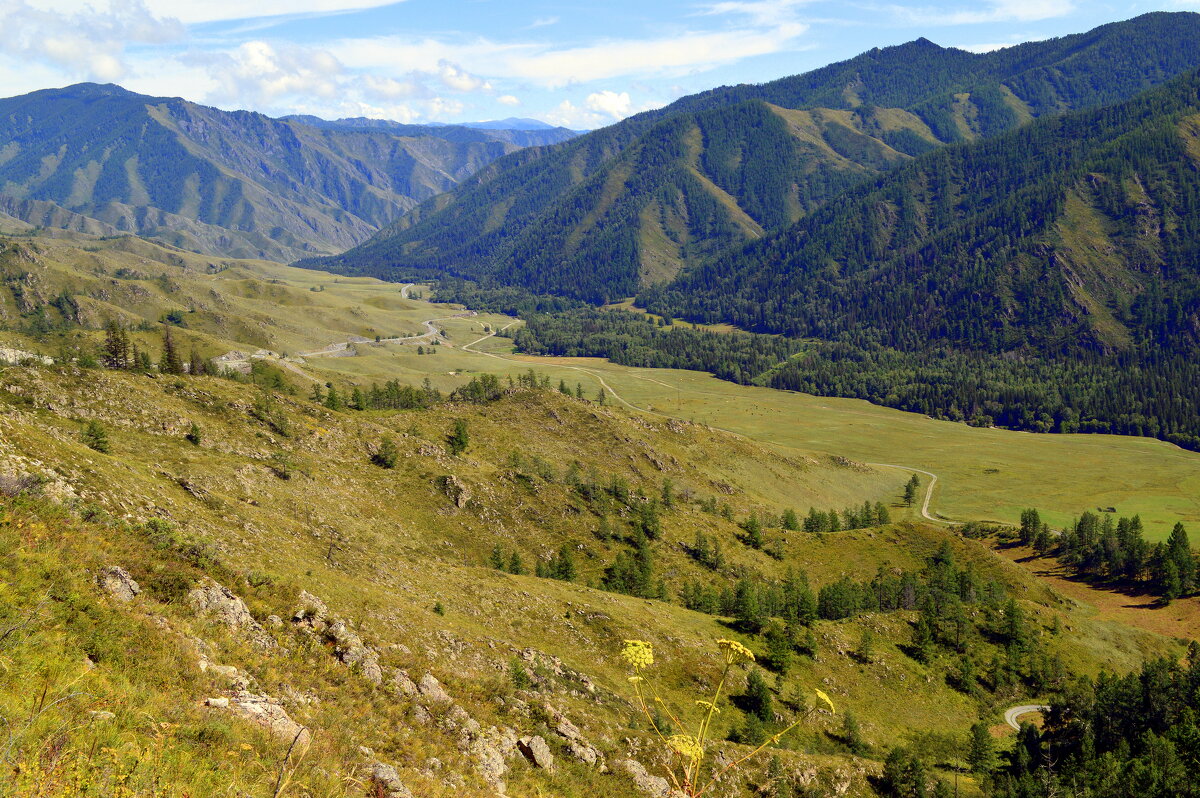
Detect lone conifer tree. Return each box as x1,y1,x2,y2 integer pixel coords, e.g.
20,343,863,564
160,326,184,375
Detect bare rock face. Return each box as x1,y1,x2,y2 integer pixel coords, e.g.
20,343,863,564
616,759,676,798
223,691,309,745
97,566,140,602
418,672,452,705
324,620,383,684
517,735,555,772
186,579,273,649
369,762,415,798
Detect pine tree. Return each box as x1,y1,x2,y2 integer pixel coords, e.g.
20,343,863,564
967,721,996,775
781,508,799,531
372,436,398,469
81,420,110,453
490,545,506,570
102,320,130,369
188,348,206,376
185,422,202,446
745,513,764,548
904,474,920,506
447,419,469,455
508,551,525,575
744,668,772,722
160,326,184,375
324,385,343,411
596,387,607,405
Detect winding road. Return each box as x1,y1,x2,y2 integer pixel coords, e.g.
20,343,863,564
1005,705,1050,731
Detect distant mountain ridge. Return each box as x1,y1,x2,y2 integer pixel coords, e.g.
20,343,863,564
278,114,578,147
308,12,1200,303
0,83,571,261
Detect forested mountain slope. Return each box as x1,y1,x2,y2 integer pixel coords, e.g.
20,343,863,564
645,70,1200,355
0,84,557,261
308,12,1200,302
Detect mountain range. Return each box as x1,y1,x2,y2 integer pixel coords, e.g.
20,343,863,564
0,84,576,262
309,12,1200,304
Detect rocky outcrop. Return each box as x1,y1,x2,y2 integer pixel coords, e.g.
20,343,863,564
518,735,555,771
213,691,309,745
615,759,676,798
389,669,419,697
437,474,471,508
97,566,140,602
542,702,602,767
187,580,273,649
418,672,452,704
325,620,383,684
368,762,415,798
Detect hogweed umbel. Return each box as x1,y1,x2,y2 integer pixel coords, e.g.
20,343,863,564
622,638,834,797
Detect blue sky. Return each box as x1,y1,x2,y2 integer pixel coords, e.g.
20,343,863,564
5,1,1199,127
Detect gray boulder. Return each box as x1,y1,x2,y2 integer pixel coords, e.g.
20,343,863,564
187,580,273,649
97,566,139,602
517,735,555,772
369,762,414,798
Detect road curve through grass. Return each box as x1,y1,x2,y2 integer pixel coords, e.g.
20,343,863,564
1005,704,1050,730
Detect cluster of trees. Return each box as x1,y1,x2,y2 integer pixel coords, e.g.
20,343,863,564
512,307,802,385
800,501,891,533
314,378,441,412
101,320,208,377
1030,508,1197,601
989,648,1200,797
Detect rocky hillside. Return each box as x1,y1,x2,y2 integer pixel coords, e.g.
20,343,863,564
0,355,1180,797
0,84,573,262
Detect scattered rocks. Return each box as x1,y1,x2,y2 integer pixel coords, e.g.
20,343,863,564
88,710,115,721
96,566,140,602
205,697,230,708
368,762,414,798
187,580,273,649
517,735,555,772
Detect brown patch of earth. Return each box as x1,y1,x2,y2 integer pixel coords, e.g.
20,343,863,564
991,543,1200,642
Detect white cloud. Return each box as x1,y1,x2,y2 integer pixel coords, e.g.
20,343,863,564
35,0,408,25
0,0,183,81
529,16,559,28
497,94,520,106
898,0,1076,25
586,90,633,119
186,40,343,105
330,22,809,89
697,0,814,27
362,74,422,99
437,60,491,92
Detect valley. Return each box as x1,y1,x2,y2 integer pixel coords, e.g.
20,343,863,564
2,8,1200,797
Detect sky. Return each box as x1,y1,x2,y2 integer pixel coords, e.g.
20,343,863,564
2,1,1198,128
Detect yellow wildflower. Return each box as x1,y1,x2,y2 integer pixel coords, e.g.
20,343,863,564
815,689,836,713
694,700,720,713
666,734,705,762
717,639,755,664
621,639,655,670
